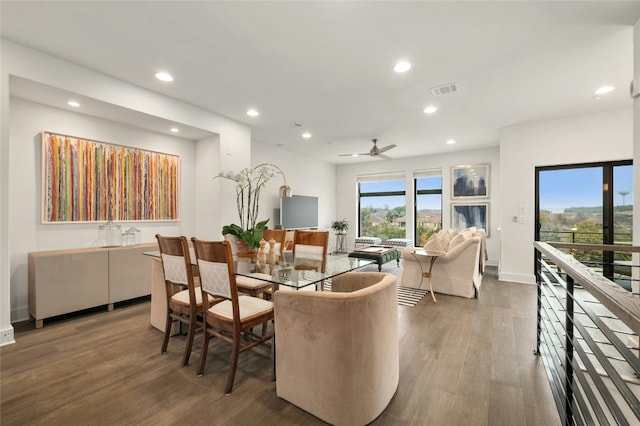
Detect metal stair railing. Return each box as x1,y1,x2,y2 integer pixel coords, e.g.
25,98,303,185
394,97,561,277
534,241,640,425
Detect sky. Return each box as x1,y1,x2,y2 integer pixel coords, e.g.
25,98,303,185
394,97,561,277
539,165,634,210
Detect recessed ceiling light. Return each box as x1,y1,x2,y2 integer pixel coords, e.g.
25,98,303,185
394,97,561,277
246,109,259,117
393,61,411,73
155,72,173,82
67,101,80,107
423,105,438,114
170,127,179,133
302,132,311,139
594,86,614,95
446,139,456,145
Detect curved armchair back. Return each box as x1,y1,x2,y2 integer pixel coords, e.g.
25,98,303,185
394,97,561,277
274,272,398,426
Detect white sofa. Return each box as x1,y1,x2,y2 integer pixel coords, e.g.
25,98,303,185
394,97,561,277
401,228,487,298
273,272,398,426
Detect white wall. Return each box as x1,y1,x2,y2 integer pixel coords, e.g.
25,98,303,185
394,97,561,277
0,40,253,343
499,109,633,284
194,135,222,240
251,142,337,243
335,147,501,262
0,41,11,344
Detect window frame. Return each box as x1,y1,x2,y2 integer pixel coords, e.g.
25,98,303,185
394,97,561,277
413,172,443,245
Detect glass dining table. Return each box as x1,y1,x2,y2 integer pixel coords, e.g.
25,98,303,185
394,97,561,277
235,254,375,291
145,249,375,289
143,250,375,331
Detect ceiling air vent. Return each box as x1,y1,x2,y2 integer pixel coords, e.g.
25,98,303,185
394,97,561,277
430,82,458,97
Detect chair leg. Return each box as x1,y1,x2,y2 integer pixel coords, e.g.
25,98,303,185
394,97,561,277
224,331,242,395
197,326,210,377
161,309,172,354
182,315,196,367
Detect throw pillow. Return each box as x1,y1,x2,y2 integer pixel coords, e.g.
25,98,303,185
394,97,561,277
423,230,449,255
448,229,472,250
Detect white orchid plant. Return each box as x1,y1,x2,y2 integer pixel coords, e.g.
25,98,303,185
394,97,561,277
214,164,282,248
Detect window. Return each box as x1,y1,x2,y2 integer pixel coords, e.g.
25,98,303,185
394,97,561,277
414,171,442,245
358,175,406,241
535,160,633,289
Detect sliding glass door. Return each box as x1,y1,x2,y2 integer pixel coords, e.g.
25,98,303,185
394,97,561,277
535,160,633,288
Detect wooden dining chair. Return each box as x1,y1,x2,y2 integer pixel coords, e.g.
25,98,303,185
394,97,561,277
262,228,287,260
155,234,202,367
292,230,329,273
191,238,275,395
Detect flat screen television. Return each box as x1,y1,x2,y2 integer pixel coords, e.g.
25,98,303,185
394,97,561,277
280,195,318,230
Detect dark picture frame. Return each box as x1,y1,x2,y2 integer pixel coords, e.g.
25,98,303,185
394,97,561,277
451,163,490,199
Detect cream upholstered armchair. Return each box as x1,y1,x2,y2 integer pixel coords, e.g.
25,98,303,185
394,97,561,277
273,272,398,426
401,227,487,298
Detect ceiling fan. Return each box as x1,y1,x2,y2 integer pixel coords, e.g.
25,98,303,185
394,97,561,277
340,139,397,159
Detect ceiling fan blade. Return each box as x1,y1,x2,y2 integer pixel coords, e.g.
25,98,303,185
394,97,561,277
339,152,370,157
377,144,396,154
377,153,392,160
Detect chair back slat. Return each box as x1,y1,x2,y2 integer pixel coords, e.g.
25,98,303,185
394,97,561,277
191,239,238,303
161,253,189,285
198,259,232,299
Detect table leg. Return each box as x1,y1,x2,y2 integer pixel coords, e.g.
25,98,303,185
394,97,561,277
412,252,438,303
426,256,438,303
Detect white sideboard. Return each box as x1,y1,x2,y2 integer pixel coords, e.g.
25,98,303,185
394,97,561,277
28,243,156,328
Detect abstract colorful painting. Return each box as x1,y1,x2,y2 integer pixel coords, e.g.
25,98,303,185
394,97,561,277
42,131,180,223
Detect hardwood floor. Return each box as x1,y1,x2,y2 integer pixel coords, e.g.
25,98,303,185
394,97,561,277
1,267,560,425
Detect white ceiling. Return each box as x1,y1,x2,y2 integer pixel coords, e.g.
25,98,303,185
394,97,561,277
2,1,640,164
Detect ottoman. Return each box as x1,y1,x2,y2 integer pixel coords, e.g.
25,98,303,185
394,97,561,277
348,246,400,272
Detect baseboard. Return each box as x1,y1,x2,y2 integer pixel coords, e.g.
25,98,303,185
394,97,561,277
0,326,15,347
498,271,536,285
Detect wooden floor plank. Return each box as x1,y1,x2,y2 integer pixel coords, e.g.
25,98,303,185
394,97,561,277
1,266,560,425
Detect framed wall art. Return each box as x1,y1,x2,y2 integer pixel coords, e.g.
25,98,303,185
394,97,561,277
451,203,489,236
451,163,490,199
42,131,180,223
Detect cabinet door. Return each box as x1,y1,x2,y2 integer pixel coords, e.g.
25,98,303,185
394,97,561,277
108,244,155,303
30,251,109,319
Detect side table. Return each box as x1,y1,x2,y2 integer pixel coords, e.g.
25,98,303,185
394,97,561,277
334,233,347,253
411,249,439,303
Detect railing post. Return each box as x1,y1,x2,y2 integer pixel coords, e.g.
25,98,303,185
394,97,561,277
534,248,541,356
565,275,575,425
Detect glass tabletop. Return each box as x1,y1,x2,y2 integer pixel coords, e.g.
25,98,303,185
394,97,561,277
235,256,375,289
143,250,375,290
